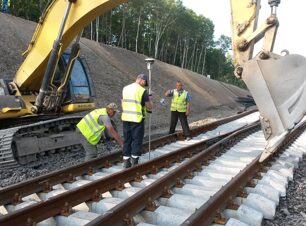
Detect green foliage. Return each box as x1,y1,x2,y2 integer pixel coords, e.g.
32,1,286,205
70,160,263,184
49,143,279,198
216,35,232,54
9,0,49,21
8,0,245,89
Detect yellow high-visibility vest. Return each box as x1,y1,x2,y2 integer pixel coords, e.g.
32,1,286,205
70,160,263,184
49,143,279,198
77,108,107,145
170,90,188,112
122,83,145,122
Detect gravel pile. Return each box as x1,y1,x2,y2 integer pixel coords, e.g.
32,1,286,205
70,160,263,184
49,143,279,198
0,13,251,135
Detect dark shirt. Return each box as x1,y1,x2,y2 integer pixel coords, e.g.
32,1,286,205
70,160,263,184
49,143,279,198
141,90,150,106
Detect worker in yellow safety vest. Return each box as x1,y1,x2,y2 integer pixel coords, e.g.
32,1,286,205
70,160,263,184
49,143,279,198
121,74,153,168
164,81,192,140
76,103,123,161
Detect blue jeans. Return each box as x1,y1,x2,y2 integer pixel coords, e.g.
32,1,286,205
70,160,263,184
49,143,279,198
123,120,145,157
1,0,8,13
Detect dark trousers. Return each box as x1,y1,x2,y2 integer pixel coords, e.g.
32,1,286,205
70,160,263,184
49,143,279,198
169,111,191,137
123,120,145,157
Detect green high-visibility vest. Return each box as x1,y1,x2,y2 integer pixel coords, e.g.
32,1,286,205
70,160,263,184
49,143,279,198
77,108,107,145
170,90,188,112
122,83,146,122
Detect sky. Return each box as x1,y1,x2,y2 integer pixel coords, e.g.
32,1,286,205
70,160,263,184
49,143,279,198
181,0,306,56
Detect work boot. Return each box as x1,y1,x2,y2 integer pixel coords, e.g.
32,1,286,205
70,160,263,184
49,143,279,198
123,158,131,168
131,157,139,166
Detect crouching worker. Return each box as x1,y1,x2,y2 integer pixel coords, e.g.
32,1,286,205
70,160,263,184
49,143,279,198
76,103,124,161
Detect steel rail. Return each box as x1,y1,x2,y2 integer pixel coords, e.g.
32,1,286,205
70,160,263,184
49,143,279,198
85,123,259,225
0,134,174,206
0,109,255,206
181,120,306,226
0,123,259,226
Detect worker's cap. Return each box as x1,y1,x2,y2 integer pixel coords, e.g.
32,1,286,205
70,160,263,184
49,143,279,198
137,73,148,86
107,102,119,112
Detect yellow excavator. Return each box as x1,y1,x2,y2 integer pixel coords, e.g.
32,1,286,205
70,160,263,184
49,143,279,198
0,0,305,168
0,0,127,168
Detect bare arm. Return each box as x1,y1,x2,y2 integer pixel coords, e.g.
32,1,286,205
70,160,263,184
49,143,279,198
145,95,153,111
186,102,190,116
105,125,124,148
164,89,172,97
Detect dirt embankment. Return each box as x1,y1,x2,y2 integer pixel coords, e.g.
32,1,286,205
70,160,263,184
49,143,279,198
0,13,250,134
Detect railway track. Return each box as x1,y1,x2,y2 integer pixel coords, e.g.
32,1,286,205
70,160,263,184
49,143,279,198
3,111,305,226
0,111,258,194
0,109,257,170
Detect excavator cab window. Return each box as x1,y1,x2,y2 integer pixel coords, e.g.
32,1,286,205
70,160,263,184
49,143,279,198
62,53,95,103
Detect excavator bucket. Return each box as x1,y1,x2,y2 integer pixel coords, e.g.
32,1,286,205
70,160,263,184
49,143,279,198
242,52,306,161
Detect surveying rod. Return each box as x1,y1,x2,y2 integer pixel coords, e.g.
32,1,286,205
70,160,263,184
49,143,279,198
145,58,155,159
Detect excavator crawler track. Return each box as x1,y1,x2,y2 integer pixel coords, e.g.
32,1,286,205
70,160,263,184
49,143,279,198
0,116,83,169
0,127,20,168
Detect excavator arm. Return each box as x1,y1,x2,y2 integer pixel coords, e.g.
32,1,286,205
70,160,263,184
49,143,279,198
231,0,279,77
230,0,306,161
15,0,127,92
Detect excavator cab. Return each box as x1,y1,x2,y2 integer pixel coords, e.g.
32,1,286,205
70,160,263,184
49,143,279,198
61,53,95,108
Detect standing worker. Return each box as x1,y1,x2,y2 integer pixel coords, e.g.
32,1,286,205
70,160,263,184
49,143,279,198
76,103,124,161
164,81,192,140
121,73,153,168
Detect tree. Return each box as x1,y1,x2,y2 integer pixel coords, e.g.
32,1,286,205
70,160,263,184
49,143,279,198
10,0,48,21
149,0,181,58
216,35,232,54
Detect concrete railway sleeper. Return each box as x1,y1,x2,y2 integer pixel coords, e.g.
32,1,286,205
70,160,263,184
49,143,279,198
0,125,259,225
0,115,256,225
87,118,306,226
182,117,306,226
86,124,260,226
0,111,259,206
